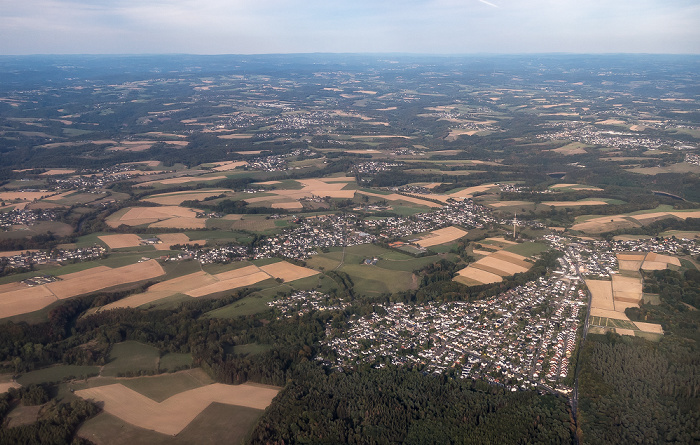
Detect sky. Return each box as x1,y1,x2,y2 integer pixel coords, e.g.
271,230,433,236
1,0,699,55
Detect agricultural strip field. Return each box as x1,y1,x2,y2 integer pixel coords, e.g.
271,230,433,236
143,189,232,206
101,261,317,309
75,382,279,436
106,206,205,229
1,260,165,318
415,226,468,247
585,279,615,311
98,234,144,249
454,249,531,285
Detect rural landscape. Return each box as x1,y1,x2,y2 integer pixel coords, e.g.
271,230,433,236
0,53,699,444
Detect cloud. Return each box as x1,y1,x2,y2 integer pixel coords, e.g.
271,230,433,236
0,0,698,54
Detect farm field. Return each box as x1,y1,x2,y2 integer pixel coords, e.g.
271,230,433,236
143,189,232,206
101,341,160,377
106,206,206,229
572,208,700,233
415,226,468,247
75,382,279,435
101,260,316,309
0,260,165,318
454,248,532,285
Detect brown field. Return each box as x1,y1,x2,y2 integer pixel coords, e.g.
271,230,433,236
586,279,615,311
259,261,319,282
633,322,664,334
551,143,588,155
107,206,204,229
617,253,646,261
0,284,57,319
472,249,495,256
0,382,21,393
218,134,254,139
357,191,439,208
247,177,358,208
475,256,529,274
271,202,303,209
571,215,638,233
212,161,248,171
597,119,626,125
46,260,165,300
640,261,668,271
40,169,76,176
455,267,503,284
136,176,227,187
150,218,206,229
0,191,56,201
490,251,532,268
186,271,270,298
549,184,602,191
489,201,532,208
416,226,468,247
75,382,279,436
618,260,644,271
144,190,230,206
98,234,144,249
644,253,681,266
612,275,643,301
543,201,609,207
154,233,202,250
0,249,40,258
590,307,629,320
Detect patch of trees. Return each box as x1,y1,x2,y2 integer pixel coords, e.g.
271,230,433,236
0,399,99,445
578,333,700,444
250,364,574,444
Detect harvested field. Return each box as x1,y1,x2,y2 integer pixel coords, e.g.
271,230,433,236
590,307,630,320
150,218,206,229
99,234,143,249
272,201,303,209
489,201,532,208
154,233,203,250
357,191,439,208
0,249,39,258
617,253,646,261
40,169,76,175
0,191,55,201
475,256,529,275
489,251,531,269
618,260,643,271
212,161,247,171
46,260,165,300
586,279,615,311
186,271,270,298
644,253,681,266
455,267,503,284
0,284,57,319
416,226,468,247
103,271,217,309
137,176,226,187
143,190,230,206
612,275,643,300
641,261,669,271
550,184,602,191
107,206,202,228
75,382,279,436
634,322,664,334
259,261,319,282
543,201,608,207
571,215,639,233
0,382,20,393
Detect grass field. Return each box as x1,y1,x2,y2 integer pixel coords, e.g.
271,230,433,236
503,242,548,257
17,365,100,385
159,353,193,372
102,341,160,377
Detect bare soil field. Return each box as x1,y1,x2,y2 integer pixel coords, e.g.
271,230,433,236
454,267,503,284
40,169,76,175
136,176,226,187
259,261,319,282
75,382,279,436
644,253,681,266
571,215,639,233
99,234,144,249
108,206,205,229
186,271,270,298
272,202,304,209
0,284,57,319
489,201,532,208
543,201,608,207
490,251,531,269
633,322,664,334
0,249,40,258
212,161,248,171
143,190,230,206
586,279,615,311
590,308,629,320
357,191,439,208
476,256,529,275
154,233,204,250
416,226,468,247
150,218,206,229
549,184,602,191
0,191,56,201
0,382,21,393
617,253,646,261
618,260,643,271
612,275,643,300
46,260,165,300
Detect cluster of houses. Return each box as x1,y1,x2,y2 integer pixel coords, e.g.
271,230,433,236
0,245,106,273
354,161,403,174
685,152,700,166
268,290,350,318
179,244,249,264
0,209,56,230
245,148,314,172
254,214,375,260
320,269,586,394
540,121,666,150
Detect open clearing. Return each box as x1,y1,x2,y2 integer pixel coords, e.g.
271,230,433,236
75,382,279,436
1,260,165,318
416,226,468,247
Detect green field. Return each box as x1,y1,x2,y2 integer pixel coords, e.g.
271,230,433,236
159,353,193,372
102,341,160,377
503,242,549,258
589,316,639,331
17,365,100,385
205,293,275,318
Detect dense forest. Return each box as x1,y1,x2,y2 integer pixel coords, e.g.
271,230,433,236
250,364,574,444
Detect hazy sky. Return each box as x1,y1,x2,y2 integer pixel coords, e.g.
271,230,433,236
1,0,699,55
